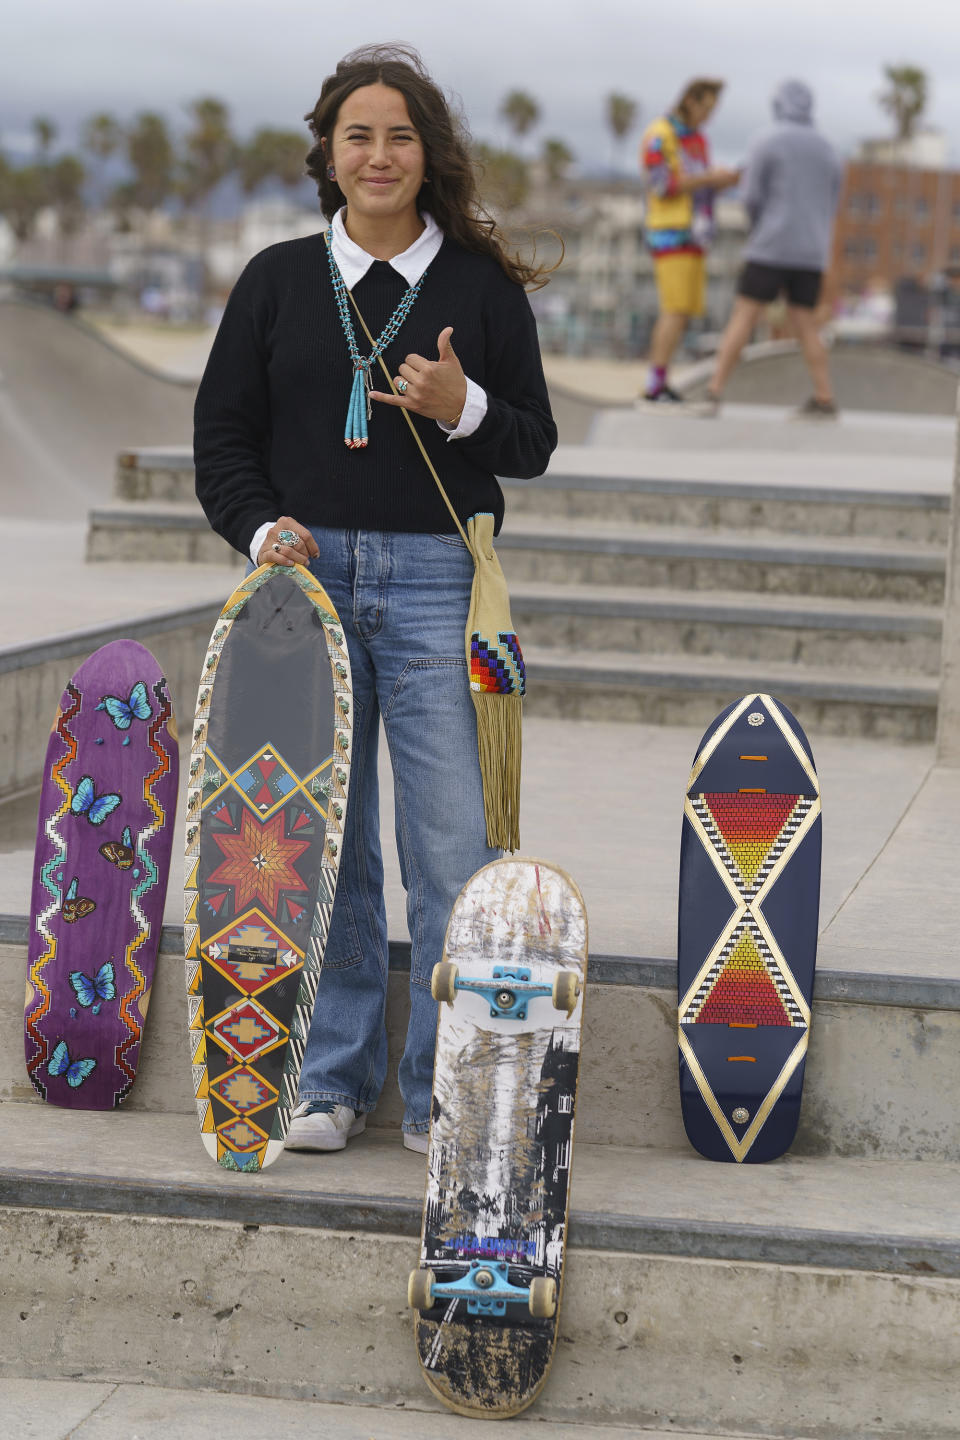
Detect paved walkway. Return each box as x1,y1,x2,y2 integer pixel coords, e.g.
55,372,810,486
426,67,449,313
1,1377,721,1439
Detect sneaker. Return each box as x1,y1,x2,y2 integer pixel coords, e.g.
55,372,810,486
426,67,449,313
403,1130,429,1154
795,396,838,419
641,384,684,404
693,390,722,417
284,1101,366,1152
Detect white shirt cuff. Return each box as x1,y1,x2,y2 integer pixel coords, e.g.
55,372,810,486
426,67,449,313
249,521,274,566
437,377,487,439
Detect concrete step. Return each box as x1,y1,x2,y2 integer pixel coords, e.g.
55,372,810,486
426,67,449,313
498,520,945,605
522,646,937,740
6,923,958,1164
511,581,943,675
0,600,220,802
108,444,952,545
505,467,951,544
2,1107,958,1436
87,501,240,565
1,1378,719,1440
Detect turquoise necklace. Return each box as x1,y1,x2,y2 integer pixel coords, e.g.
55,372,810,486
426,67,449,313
325,228,428,449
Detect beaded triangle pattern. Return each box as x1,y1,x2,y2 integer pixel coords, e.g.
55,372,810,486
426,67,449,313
183,564,352,1171
678,693,821,1163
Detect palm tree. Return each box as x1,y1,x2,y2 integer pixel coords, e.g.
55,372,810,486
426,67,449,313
500,91,540,153
542,137,574,185
125,112,175,213
47,155,86,258
878,65,928,141
180,97,236,217
81,112,122,206
606,93,638,173
32,116,57,163
238,128,307,199
474,143,530,213
0,164,47,243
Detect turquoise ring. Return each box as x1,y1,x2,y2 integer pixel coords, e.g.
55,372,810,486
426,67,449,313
395,378,409,394
277,528,300,547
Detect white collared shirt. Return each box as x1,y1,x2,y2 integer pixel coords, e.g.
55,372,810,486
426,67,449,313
249,208,487,564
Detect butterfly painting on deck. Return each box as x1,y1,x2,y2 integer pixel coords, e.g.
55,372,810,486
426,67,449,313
99,825,134,870
69,961,116,1016
62,876,95,923
48,1040,97,1087
71,776,122,826
97,681,153,731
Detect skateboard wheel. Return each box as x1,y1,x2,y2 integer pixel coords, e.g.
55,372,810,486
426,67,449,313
528,1276,557,1318
431,962,458,1005
551,971,580,1015
407,1268,435,1311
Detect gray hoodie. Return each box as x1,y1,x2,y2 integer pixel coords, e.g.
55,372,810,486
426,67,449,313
742,80,842,271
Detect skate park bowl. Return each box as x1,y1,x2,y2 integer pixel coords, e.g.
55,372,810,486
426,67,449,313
0,295,196,520
681,338,960,414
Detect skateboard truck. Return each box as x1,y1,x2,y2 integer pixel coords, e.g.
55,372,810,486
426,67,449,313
431,962,580,1018
408,1262,557,1319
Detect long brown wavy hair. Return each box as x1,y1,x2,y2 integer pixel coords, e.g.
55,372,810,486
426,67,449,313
305,44,555,289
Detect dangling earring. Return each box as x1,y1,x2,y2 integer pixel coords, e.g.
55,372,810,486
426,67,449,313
327,164,336,181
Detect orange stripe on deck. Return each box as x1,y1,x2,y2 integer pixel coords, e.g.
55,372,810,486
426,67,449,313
729,1021,758,1028
727,1055,757,1063
738,788,766,793
739,755,767,761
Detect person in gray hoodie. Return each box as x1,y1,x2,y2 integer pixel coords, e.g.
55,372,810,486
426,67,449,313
705,80,843,415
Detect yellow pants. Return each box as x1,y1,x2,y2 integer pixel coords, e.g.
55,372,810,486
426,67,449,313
653,252,706,317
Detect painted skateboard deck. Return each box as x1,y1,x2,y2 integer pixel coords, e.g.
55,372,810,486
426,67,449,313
184,563,352,1172
25,640,178,1109
678,692,822,1163
409,858,587,1418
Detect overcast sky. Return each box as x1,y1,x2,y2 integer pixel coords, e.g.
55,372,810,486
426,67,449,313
4,0,960,172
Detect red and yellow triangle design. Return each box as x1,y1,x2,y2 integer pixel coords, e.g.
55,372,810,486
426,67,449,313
696,929,792,1026
702,792,800,886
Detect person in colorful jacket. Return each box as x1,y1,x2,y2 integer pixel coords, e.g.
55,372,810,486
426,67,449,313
640,78,740,402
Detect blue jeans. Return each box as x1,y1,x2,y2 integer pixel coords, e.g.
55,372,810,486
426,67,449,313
298,528,498,1132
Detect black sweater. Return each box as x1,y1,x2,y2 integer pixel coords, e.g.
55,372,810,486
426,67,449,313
193,232,557,557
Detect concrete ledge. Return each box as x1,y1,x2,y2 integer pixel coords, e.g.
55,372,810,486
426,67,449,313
523,649,937,708
2,1114,958,1279
498,528,945,575
4,917,958,1012
4,1201,957,1434
507,470,950,511
0,605,214,800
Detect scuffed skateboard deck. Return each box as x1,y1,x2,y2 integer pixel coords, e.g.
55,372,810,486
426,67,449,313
409,857,588,1418
678,692,821,1162
184,563,351,1171
25,640,178,1108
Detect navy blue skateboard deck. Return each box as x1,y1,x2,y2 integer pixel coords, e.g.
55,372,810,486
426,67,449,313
678,693,821,1163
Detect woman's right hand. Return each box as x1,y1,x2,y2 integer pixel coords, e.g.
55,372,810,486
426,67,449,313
256,517,320,568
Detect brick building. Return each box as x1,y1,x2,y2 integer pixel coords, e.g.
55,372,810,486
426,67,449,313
832,158,960,296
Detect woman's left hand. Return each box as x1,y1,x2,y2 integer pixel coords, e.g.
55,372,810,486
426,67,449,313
370,326,467,427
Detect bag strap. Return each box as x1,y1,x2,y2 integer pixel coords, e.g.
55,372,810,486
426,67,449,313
347,287,471,548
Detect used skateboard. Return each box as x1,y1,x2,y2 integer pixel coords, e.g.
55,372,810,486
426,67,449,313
408,857,588,1418
678,692,822,1162
184,563,352,1171
25,640,178,1108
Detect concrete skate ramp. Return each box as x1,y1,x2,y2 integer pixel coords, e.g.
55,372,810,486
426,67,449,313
0,297,195,519
684,341,960,415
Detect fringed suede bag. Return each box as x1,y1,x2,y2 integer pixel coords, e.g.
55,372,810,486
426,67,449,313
349,293,524,851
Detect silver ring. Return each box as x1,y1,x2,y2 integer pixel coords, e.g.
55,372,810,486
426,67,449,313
395,377,408,394
272,542,281,553
277,528,300,547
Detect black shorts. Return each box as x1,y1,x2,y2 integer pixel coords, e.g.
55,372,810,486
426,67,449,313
737,261,822,309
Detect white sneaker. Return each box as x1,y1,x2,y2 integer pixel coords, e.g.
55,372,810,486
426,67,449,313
284,1101,366,1152
403,1130,429,1154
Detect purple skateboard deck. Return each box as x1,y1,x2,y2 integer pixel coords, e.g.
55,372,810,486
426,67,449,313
25,640,178,1109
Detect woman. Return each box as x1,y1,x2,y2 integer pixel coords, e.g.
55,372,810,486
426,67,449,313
194,44,557,1154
